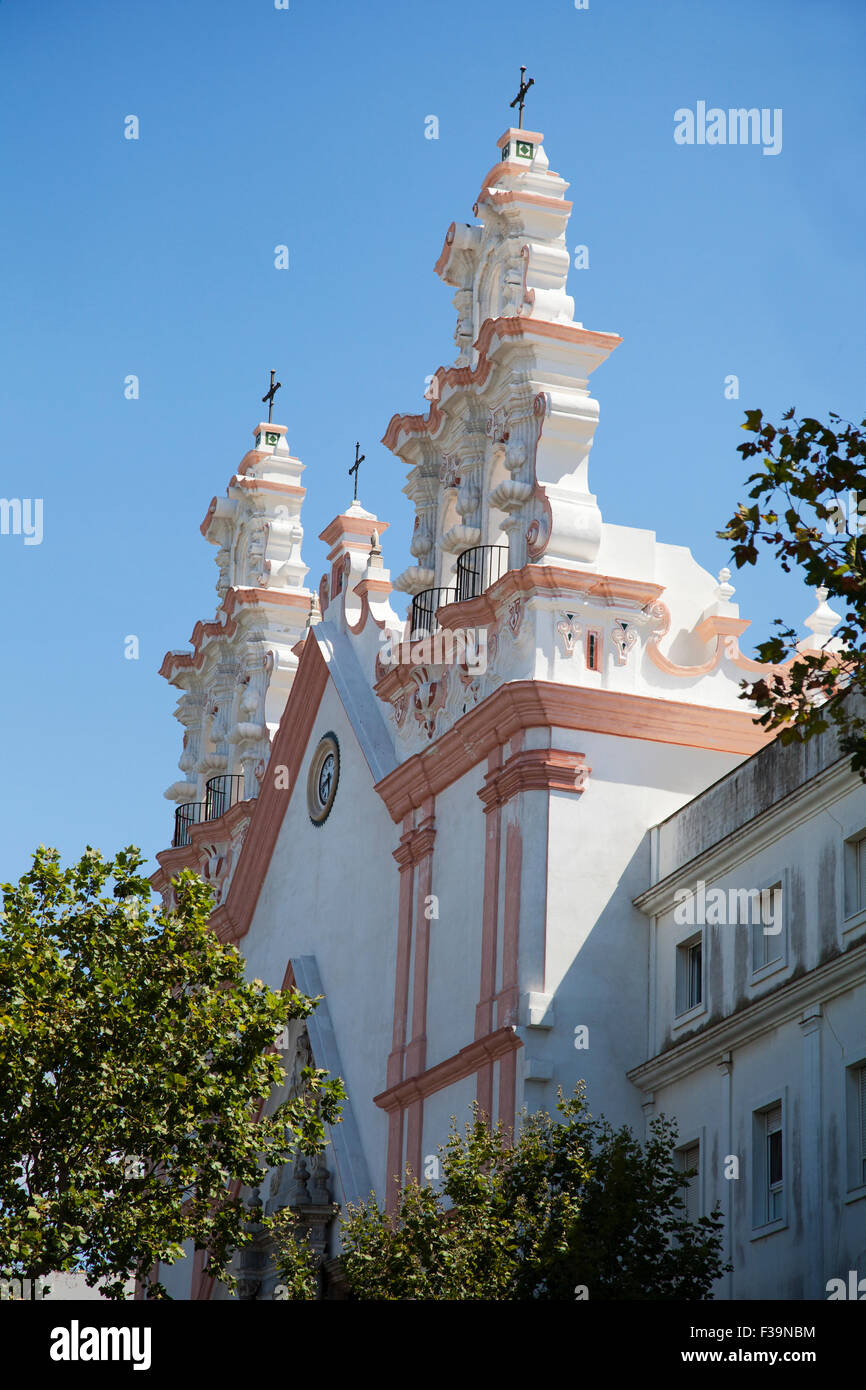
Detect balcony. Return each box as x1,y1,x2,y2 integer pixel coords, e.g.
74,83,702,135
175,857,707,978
410,585,455,638
408,546,510,638
455,544,508,603
204,773,245,821
171,774,247,849
173,801,204,849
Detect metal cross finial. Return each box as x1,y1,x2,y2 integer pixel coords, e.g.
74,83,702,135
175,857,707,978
261,369,282,424
510,65,534,129
349,441,365,502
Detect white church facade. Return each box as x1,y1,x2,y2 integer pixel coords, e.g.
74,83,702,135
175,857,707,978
150,124,866,1301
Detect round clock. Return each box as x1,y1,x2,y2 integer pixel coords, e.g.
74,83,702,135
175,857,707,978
307,732,340,825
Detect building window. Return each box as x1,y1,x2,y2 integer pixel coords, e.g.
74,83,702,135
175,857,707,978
586,629,601,671
846,1062,866,1190
676,1143,701,1223
675,935,702,1015
844,831,866,918
753,1101,784,1227
751,880,784,972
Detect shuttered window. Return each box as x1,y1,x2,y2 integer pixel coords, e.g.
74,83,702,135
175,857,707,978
859,1066,866,1185
679,1144,700,1223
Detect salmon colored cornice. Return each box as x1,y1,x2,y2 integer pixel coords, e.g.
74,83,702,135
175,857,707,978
159,587,310,680
479,748,591,810
436,565,666,631
319,514,390,550
200,452,304,537
374,680,772,823
382,316,623,449
159,613,238,678
236,448,269,476
252,423,288,438
475,186,573,217
233,477,305,500
211,637,330,943
222,587,310,616
374,1025,522,1113
496,128,545,148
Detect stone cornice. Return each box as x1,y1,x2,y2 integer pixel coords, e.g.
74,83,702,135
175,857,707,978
374,679,770,823
382,316,622,452
159,587,310,680
373,1025,521,1112
478,748,590,812
435,564,666,631
392,817,436,869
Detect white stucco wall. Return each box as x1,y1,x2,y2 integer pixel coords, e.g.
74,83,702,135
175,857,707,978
241,681,398,1201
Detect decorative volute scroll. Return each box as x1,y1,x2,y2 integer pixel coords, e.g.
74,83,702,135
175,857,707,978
383,127,622,588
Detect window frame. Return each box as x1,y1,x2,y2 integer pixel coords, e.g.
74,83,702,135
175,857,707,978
675,931,704,1020
748,876,786,981
750,1092,787,1237
585,628,602,672
843,829,866,927
844,1059,866,1199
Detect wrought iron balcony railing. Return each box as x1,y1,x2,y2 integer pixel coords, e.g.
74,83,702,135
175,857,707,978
410,586,455,638
455,544,509,603
173,801,205,849
205,774,245,822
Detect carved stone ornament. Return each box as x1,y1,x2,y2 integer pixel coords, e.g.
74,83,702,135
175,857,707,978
611,620,638,665
556,612,583,657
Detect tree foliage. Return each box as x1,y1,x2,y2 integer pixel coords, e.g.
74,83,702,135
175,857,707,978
275,1086,727,1300
719,408,866,774
0,845,344,1298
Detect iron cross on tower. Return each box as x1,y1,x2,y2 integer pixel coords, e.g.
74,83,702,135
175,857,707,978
349,441,365,502
510,65,534,129
261,369,282,423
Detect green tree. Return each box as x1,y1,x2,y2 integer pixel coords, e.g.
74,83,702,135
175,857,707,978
719,408,866,774
0,845,344,1298
274,1086,727,1300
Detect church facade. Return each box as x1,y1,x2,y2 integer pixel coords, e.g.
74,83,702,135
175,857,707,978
151,124,866,1301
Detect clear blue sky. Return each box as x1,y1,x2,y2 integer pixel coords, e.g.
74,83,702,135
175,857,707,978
0,0,863,882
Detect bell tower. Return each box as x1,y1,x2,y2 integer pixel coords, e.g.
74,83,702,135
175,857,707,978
154,413,313,913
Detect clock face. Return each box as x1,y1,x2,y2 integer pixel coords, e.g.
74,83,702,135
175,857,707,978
318,753,335,804
307,734,340,825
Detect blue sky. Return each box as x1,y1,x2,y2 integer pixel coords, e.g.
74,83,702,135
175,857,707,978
0,0,863,882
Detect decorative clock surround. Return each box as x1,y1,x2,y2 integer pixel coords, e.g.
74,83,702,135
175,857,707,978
307,732,340,825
